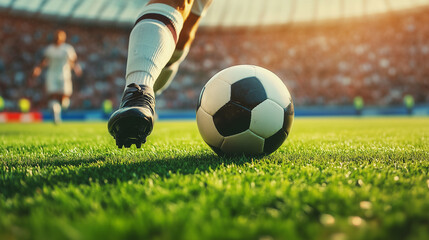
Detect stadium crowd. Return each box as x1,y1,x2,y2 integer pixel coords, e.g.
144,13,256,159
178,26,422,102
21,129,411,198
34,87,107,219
0,7,428,111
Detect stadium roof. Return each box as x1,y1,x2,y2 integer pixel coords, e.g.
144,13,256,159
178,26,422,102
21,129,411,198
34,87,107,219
1,0,429,27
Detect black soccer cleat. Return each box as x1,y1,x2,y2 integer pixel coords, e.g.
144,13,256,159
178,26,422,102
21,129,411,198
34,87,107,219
108,83,155,148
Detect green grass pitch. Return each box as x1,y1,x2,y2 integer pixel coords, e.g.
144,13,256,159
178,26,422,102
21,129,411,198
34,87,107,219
1,117,428,240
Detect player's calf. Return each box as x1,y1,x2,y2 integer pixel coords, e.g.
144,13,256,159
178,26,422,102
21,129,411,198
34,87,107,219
153,48,189,94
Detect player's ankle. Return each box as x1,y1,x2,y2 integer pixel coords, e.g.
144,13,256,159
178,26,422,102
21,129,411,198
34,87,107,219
125,72,155,90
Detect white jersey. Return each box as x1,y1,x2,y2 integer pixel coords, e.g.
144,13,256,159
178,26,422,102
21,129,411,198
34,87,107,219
44,43,77,95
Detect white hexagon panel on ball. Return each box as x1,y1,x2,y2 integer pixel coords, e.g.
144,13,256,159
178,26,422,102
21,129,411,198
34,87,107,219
200,79,231,116
214,65,257,85
250,99,284,139
196,108,224,148
221,130,264,155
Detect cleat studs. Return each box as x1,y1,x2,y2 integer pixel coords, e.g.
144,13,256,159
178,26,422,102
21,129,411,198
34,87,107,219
109,114,153,149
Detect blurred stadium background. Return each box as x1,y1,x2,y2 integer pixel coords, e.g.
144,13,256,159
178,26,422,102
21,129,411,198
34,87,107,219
1,0,429,120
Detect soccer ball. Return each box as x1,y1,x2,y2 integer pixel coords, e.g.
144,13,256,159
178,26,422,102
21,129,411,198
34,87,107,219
196,65,294,156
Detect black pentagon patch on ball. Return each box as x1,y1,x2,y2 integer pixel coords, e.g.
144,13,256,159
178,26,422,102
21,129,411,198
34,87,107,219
196,86,206,111
264,129,287,155
283,100,294,134
213,102,251,137
231,77,267,110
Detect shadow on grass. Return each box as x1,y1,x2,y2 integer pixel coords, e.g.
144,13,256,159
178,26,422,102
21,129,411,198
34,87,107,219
1,153,256,198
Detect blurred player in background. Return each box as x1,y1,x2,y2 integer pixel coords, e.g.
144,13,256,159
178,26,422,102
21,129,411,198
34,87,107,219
32,30,82,124
108,0,212,148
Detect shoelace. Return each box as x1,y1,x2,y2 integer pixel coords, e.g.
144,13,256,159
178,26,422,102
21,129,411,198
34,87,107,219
120,84,155,114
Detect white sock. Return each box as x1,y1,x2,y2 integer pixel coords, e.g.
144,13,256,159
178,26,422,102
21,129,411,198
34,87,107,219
50,100,61,123
125,3,184,89
153,48,189,95
61,97,70,109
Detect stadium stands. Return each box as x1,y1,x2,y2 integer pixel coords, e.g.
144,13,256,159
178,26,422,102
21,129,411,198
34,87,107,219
2,0,429,26
0,4,428,111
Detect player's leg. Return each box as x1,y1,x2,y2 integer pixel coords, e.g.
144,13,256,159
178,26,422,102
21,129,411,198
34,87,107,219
50,75,72,124
60,94,71,122
62,78,72,110
108,0,194,148
49,94,62,124
61,95,71,109
153,12,200,94
153,0,212,95
46,75,63,124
